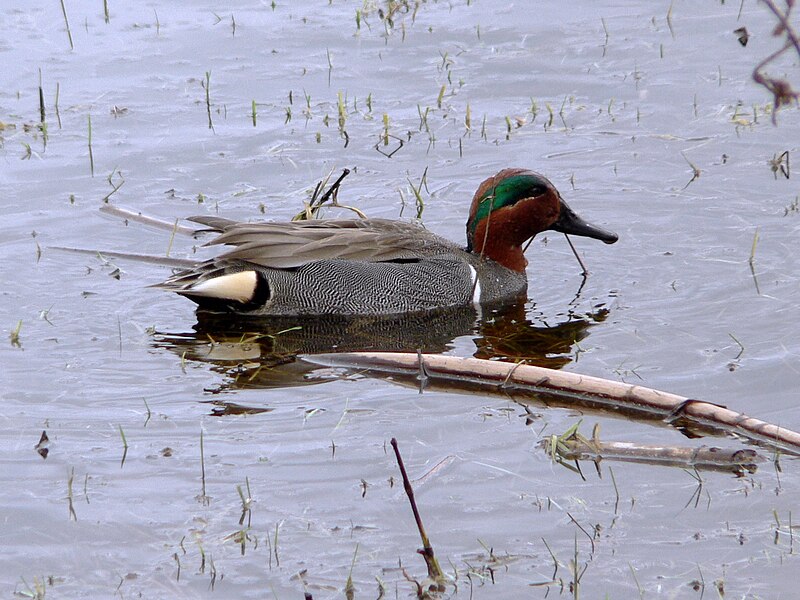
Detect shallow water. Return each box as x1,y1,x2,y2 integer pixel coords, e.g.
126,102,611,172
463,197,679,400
2,1,800,597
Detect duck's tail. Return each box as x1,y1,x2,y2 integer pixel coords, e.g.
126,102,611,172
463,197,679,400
48,246,197,268
49,204,223,267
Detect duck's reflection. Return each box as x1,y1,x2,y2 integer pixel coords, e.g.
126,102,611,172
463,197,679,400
153,301,609,403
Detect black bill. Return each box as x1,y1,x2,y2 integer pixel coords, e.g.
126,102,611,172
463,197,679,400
549,199,618,244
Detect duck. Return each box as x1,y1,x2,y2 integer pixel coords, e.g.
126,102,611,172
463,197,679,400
154,168,618,315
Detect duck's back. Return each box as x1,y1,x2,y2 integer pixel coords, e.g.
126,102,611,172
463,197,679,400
193,217,462,267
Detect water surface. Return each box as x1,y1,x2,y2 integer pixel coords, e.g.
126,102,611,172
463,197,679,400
2,1,799,597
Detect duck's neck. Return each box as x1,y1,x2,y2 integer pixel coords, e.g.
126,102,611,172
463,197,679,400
469,196,557,272
470,218,527,272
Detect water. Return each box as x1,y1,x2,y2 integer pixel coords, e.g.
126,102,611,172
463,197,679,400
2,1,799,597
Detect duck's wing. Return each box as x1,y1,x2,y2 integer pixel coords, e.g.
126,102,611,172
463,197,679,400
187,217,460,269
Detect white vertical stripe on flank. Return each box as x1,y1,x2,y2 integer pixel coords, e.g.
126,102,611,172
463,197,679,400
467,265,482,304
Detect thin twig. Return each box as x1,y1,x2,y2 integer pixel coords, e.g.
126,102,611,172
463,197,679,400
390,438,445,586
564,234,589,276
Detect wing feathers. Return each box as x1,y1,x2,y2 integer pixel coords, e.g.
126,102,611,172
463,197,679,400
185,218,457,269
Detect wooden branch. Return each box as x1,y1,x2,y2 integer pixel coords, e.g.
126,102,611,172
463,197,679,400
302,352,800,456
540,424,762,475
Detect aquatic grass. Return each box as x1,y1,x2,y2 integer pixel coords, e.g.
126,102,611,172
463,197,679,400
165,218,180,257
118,424,128,467
344,543,358,599
67,466,77,520
143,398,151,427
236,477,252,526
559,95,569,128
772,510,795,549
16,576,47,600
204,71,213,130
336,91,349,146
271,521,281,567
417,104,430,132
375,576,387,598
38,305,53,325
628,562,644,598
37,70,46,147
87,114,94,177
784,195,799,216
680,152,700,189
55,82,61,128
302,90,312,121
198,428,209,505
9,320,22,348
406,167,428,219
691,565,706,595
608,466,620,515
569,534,588,599
666,0,675,39
681,468,710,510
769,150,790,179
748,227,761,294
196,538,206,573
541,537,561,588
208,553,218,590
103,0,109,23
544,102,554,130
59,0,74,50
381,112,389,145
728,333,745,363
436,84,446,108
101,168,124,203
117,314,122,354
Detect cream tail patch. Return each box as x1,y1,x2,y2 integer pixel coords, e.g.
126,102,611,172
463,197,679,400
187,271,257,303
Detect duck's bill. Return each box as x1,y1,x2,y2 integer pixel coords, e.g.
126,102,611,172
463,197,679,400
549,200,618,244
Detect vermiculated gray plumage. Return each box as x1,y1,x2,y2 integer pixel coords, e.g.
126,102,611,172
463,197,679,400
154,217,527,315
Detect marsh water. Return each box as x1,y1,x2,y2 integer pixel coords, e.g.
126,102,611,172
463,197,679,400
2,1,800,597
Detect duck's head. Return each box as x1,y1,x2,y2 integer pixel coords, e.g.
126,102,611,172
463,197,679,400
466,168,618,272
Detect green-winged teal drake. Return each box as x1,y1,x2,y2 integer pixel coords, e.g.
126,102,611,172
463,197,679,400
155,168,618,315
